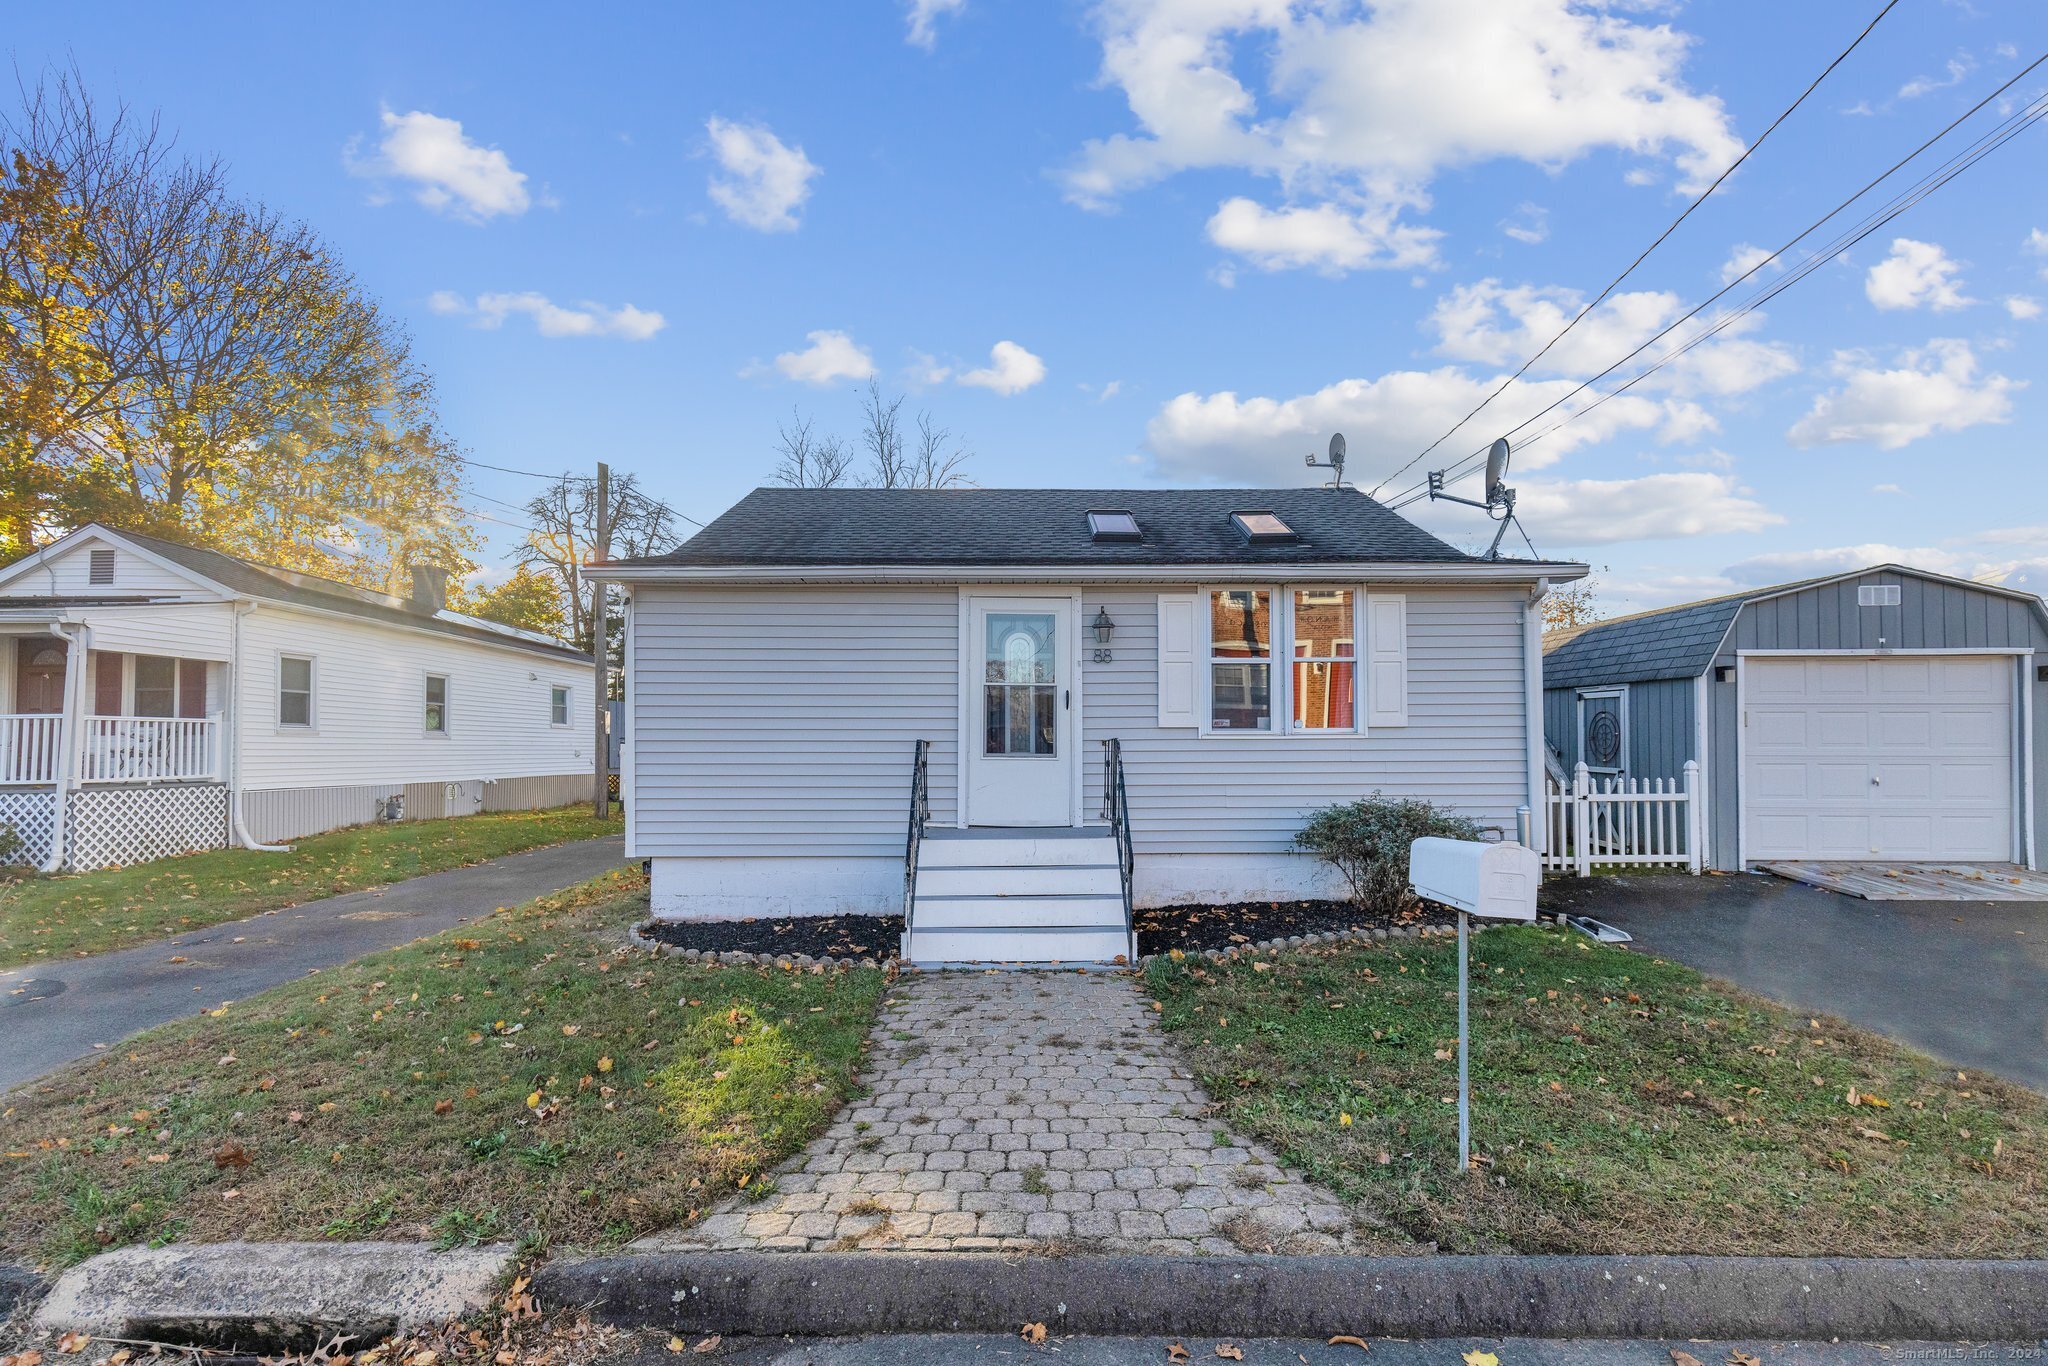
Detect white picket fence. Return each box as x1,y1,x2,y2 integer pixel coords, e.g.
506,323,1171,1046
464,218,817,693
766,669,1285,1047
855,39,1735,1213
1543,760,1701,875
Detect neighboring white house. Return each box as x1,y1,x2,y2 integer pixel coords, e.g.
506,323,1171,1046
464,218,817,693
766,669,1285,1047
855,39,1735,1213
0,523,594,872
605,486,1586,965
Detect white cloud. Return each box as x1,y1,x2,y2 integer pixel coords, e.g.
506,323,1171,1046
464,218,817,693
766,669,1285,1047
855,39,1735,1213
2006,295,2042,320
346,110,534,222
1064,0,1742,271
1872,482,1903,494
1205,197,1441,273
1722,544,1975,584
1787,340,2019,450
705,118,820,232
771,330,877,385
2027,228,2048,256
904,0,965,49
1864,238,1972,311
1719,242,1775,285
1899,53,1974,100
957,340,1047,395
429,290,664,340
1500,202,1548,245
1143,366,1707,485
1502,472,1782,545
1097,379,1123,402
1427,278,1797,396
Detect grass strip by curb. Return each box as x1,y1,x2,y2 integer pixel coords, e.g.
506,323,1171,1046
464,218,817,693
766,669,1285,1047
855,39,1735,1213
0,869,884,1270
1142,926,2048,1258
0,805,621,968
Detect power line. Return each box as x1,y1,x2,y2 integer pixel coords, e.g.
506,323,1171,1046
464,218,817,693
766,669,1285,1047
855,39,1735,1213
1386,63,2048,511
1369,0,1900,499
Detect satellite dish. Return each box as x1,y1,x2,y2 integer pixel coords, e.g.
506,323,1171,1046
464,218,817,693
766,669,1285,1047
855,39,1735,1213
1484,438,1511,504
1329,433,1346,463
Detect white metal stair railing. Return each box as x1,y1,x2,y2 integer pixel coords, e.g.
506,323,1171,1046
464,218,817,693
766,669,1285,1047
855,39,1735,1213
1543,760,1701,876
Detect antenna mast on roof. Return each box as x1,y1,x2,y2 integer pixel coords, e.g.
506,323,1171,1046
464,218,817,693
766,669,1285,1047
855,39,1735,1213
1427,437,1524,560
1305,433,1348,488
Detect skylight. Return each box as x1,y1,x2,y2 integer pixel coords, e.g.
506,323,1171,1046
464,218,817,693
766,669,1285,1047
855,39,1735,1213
1231,511,1296,543
1088,510,1142,543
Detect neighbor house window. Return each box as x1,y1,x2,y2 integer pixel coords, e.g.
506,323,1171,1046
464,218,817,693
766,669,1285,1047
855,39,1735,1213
425,674,449,733
550,685,569,726
1208,589,1272,730
279,655,313,727
133,654,177,717
1291,589,1356,731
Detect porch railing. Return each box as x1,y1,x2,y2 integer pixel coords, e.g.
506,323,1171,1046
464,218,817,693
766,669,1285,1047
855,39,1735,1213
0,714,223,786
1100,738,1137,963
0,715,63,785
1543,760,1701,876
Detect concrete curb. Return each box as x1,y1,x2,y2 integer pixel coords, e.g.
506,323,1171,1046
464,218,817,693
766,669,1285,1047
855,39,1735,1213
534,1251,2048,1340
33,1242,515,1351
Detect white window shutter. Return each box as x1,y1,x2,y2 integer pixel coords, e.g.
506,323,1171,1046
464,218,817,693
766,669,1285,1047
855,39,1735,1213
1365,593,1409,727
1156,592,1200,728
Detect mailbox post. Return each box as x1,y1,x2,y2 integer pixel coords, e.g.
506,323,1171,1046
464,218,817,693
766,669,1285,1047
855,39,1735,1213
1409,837,1540,1173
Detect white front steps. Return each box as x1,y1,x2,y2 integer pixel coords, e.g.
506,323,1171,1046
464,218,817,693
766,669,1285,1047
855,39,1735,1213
904,827,1134,967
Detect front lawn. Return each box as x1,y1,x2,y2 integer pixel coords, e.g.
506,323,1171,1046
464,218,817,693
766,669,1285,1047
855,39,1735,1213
0,870,885,1269
1143,926,2048,1257
0,805,621,968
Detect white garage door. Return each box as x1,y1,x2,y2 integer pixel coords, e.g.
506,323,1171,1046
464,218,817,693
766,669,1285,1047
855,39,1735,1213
1743,655,2015,862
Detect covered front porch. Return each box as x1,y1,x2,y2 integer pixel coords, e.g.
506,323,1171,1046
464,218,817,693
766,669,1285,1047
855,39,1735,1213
0,613,229,871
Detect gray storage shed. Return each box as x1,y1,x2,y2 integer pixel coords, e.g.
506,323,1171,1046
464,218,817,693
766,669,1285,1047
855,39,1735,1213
1543,564,2047,872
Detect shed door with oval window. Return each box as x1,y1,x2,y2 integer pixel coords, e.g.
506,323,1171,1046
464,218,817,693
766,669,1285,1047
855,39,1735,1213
964,597,1072,826
1578,691,1626,775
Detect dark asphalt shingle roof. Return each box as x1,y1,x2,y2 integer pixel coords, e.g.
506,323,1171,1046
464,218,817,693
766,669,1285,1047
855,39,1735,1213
618,487,1568,570
1542,573,1847,689
99,528,590,661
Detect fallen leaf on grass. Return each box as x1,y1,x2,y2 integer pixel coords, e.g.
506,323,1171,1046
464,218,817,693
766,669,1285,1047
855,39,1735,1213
1728,1353,1761,1366
1167,1345,1190,1363
6,1352,45,1366
213,1141,252,1170
666,1338,685,1354
1020,1322,1048,1345
694,1337,721,1355
54,1333,90,1355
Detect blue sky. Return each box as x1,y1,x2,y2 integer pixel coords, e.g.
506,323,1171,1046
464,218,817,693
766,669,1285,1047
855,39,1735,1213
15,1,2048,610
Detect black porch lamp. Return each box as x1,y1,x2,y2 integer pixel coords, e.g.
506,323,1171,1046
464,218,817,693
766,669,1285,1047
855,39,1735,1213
1091,607,1115,646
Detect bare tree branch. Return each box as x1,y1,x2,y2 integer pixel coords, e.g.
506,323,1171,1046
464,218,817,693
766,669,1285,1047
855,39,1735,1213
772,407,852,488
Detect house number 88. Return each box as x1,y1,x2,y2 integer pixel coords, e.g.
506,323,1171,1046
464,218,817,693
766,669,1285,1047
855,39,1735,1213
1093,648,1113,663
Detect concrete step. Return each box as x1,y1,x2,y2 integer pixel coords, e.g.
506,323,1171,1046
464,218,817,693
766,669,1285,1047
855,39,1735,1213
910,893,1128,929
902,924,1134,966
919,830,1118,868
915,863,1122,898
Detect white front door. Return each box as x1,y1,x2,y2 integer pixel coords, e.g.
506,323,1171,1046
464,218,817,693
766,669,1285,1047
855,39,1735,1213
1743,654,2016,861
965,596,1074,826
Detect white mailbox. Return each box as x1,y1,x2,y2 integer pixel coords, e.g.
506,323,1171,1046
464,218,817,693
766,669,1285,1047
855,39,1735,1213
1409,837,1539,922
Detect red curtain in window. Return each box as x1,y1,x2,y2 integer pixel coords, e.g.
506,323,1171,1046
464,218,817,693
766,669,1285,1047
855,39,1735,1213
178,659,208,718
91,651,123,715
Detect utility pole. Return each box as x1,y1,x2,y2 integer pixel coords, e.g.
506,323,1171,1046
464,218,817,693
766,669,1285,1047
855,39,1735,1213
592,461,611,819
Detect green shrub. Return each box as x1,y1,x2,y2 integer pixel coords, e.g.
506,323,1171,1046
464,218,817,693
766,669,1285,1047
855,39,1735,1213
1295,794,1482,915
0,821,25,868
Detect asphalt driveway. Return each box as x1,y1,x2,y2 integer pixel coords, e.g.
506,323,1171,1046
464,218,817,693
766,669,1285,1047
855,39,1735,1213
1539,871,2048,1092
0,835,626,1094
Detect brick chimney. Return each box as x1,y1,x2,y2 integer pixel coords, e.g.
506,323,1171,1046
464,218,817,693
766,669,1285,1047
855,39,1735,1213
409,564,450,614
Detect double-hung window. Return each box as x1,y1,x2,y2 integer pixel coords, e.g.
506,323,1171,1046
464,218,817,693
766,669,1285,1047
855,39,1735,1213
550,685,570,726
1290,589,1356,731
279,656,314,727
1207,589,1272,730
425,674,449,733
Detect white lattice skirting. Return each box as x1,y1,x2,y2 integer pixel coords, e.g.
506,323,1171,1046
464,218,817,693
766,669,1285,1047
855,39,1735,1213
65,784,230,871
0,788,58,867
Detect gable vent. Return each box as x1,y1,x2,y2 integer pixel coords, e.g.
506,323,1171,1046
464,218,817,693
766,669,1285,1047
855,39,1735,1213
89,547,116,585
1857,583,1900,607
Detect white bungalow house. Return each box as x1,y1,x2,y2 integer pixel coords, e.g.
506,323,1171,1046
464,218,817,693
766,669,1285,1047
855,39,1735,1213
603,486,1586,965
0,524,595,872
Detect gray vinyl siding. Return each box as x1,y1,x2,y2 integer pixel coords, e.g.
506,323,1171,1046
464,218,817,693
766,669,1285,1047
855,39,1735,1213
1543,677,1695,782
1081,586,1532,854
628,585,960,858
1703,570,2047,871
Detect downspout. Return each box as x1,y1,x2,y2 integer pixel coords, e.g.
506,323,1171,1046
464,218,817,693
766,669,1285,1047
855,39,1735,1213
1523,578,1550,855
229,601,292,853
37,620,86,874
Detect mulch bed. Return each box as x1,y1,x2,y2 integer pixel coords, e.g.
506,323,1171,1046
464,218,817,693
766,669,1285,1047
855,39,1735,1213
1135,898,1419,955
640,913,903,960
